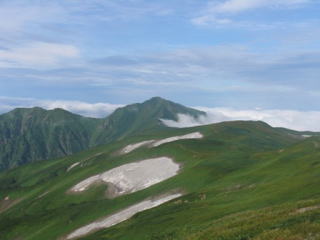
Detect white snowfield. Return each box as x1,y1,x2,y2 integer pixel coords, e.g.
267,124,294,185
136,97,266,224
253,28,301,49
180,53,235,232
151,132,203,147
66,193,182,239
120,132,203,154
70,157,180,197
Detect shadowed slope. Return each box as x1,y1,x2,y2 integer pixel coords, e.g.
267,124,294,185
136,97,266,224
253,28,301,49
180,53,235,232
0,107,101,170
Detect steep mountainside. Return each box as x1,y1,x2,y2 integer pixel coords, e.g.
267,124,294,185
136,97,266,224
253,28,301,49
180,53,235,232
0,107,102,170
0,97,205,170
1,121,319,240
92,97,205,144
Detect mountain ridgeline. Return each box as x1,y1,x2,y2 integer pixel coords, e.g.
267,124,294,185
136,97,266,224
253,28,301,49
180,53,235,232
0,97,205,170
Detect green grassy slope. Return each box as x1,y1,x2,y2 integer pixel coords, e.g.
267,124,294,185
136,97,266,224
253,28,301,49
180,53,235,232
0,97,205,171
276,127,320,138
0,121,319,240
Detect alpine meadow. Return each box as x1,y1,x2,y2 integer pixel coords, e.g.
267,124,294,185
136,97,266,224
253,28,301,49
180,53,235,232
1,0,320,240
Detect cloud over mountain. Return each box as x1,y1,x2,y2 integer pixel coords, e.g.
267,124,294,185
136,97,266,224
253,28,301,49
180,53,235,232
161,107,320,132
0,97,123,118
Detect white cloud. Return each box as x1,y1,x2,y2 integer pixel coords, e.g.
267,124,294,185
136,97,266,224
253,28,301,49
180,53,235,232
1,44,319,103
0,1,66,34
0,97,123,118
0,0,172,36
2,96,320,131
37,100,123,118
161,107,320,132
0,42,80,68
192,0,311,26
191,16,232,26
212,0,309,14
89,46,320,94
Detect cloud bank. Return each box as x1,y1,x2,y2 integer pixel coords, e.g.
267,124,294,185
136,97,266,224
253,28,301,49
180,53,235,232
2,96,320,131
161,107,320,132
0,97,122,118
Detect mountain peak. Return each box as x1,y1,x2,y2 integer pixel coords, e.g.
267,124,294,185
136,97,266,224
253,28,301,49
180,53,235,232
92,97,206,144
12,106,45,113
4,107,79,119
145,96,166,103
114,97,205,120
141,97,199,114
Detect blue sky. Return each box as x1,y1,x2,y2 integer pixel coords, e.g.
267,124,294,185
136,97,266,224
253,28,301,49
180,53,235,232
1,0,320,129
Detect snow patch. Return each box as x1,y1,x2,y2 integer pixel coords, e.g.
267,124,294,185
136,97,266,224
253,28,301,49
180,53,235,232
66,192,182,239
120,140,155,154
151,132,203,147
120,132,203,155
70,157,180,197
302,135,312,138
67,162,80,172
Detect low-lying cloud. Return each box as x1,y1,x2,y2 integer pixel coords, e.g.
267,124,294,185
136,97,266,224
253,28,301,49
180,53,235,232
2,96,320,131
0,97,123,118
161,107,320,132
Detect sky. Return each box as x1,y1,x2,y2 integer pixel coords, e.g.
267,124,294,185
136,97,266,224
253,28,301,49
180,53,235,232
1,0,320,130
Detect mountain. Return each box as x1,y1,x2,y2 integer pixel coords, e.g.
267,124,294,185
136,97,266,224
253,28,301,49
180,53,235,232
0,97,205,171
92,97,205,144
0,107,102,170
1,120,319,239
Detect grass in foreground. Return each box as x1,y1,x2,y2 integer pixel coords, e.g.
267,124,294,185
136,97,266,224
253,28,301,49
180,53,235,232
0,121,319,239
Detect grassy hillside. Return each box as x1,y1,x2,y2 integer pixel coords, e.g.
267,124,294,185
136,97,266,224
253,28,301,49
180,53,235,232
0,107,101,170
0,97,205,170
1,121,319,240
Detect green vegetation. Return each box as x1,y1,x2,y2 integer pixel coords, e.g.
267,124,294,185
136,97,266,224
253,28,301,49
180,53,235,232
1,120,319,239
0,97,204,170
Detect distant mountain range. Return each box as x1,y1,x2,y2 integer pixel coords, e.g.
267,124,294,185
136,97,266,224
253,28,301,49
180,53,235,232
0,97,205,170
